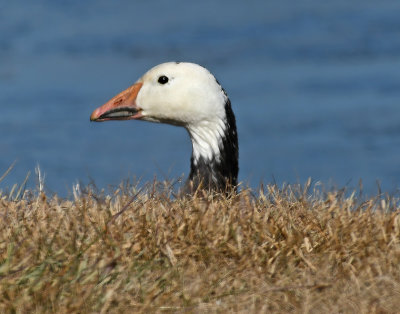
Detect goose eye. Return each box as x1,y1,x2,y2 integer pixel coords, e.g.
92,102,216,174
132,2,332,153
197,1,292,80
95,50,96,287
158,75,169,84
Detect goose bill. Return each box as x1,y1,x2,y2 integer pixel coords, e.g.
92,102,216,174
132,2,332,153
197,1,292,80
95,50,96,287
90,82,143,121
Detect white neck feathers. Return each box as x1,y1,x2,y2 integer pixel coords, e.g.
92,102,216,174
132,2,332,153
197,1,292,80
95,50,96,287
187,117,227,164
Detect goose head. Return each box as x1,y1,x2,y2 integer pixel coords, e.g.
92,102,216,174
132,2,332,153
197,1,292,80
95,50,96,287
90,62,238,192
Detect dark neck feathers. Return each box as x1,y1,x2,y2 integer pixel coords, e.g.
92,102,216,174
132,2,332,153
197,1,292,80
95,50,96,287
186,98,239,192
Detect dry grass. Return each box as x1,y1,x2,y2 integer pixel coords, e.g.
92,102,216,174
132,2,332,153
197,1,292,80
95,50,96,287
0,180,399,313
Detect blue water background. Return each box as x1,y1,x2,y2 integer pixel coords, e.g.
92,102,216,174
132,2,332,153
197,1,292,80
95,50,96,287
1,1,400,196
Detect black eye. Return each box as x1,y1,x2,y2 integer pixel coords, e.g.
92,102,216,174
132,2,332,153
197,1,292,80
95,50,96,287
158,75,169,84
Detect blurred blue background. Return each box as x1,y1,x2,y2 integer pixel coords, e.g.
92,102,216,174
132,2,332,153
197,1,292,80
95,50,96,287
1,0,400,196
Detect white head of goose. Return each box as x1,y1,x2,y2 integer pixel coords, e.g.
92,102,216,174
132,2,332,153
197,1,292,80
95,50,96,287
90,62,238,193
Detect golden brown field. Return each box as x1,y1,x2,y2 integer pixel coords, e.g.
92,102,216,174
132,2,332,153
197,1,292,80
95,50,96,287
0,180,399,313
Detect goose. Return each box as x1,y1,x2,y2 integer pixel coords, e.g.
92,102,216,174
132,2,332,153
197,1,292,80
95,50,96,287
90,62,238,193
